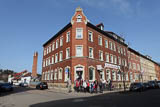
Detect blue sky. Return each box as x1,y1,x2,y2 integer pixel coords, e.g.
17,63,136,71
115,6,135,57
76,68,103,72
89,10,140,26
0,0,160,74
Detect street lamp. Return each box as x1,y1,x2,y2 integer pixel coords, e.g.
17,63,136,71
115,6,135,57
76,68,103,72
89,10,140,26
118,67,126,92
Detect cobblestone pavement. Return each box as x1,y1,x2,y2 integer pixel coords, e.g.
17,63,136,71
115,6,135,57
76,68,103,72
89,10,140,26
0,86,119,107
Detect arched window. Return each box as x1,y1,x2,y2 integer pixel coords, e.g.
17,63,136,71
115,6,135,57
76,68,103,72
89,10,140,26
65,67,70,82
58,68,63,80
89,67,95,81
77,15,82,22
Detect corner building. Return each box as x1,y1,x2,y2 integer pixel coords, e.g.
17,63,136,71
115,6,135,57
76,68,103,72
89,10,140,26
42,7,129,88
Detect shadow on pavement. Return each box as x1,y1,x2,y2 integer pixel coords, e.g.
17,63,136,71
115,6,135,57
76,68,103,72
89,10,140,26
0,86,37,97
30,89,160,107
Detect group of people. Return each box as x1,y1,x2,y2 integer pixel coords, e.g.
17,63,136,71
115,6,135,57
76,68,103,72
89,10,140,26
73,78,113,93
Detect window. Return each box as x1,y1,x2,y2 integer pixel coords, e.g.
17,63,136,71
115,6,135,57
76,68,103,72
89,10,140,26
49,45,51,53
125,59,127,67
47,47,49,54
126,73,129,81
43,60,45,67
121,47,123,54
130,72,133,81
110,54,113,63
66,31,70,42
105,39,108,48
124,48,126,56
55,53,58,63
114,55,117,64
133,63,136,70
52,42,55,51
77,15,82,22
65,67,70,82
42,72,45,80
54,69,58,80
137,64,140,71
100,71,105,80
60,36,63,47
45,72,47,80
88,31,93,42
52,55,54,64
59,51,63,61
66,48,70,59
76,46,83,57
50,70,53,80
109,41,113,50
89,67,95,81
106,70,111,81
48,57,50,65
98,36,102,46
89,47,94,58
117,73,121,81
58,68,63,80
112,70,116,81
122,59,125,66
47,71,50,80
117,46,120,53
113,43,116,51
46,58,48,66
76,28,83,39
105,53,109,62
56,39,59,49
118,57,121,65
99,50,103,61
44,49,46,56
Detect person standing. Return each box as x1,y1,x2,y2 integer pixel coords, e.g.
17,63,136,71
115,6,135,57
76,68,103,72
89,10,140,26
83,80,87,93
67,79,72,93
109,79,112,91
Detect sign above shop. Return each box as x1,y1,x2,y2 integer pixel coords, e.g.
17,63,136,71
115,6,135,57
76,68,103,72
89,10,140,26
105,63,120,69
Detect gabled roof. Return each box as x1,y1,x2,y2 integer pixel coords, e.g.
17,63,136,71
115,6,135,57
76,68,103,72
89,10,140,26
43,23,72,47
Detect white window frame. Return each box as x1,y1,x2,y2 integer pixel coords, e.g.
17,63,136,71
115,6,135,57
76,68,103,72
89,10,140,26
54,69,58,80
52,42,55,51
50,70,53,80
76,15,82,22
88,31,93,42
114,55,117,64
98,35,102,46
110,54,113,63
60,36,63,47
64,66,70,82
48,57,50,65
105,39,108,48
118,57,121,65
76,45,83,57
56,39,59,49
109,41,113,50
112,70,116,81
59,51,63,62
43,60,45,67
66,31,70,43
58,68,63,80
105,53,109,63
55,53,58,63
66,47,70,59
99,50,103,61
76,28,83,39
89,47,94,58
113,43,116,51
88,66,95,81
52,55,54,64
106,69,111,81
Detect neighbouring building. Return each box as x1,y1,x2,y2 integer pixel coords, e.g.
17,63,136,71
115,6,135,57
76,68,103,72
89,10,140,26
42,7,129,88
140,54,157,82
128,48,141,83
32,52,38,78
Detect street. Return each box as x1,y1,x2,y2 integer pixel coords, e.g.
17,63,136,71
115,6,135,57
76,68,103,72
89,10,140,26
1,86,160,107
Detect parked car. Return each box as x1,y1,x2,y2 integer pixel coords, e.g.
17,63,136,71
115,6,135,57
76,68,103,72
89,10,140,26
157,81,160,88
0,83,13,92
36,82,48,90
130,82,144,92
143,82,150,90
0,83,3,92
148,81,158,89
19,82,28,87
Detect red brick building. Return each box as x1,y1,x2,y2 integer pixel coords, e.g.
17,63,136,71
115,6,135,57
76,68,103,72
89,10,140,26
128,48,141,83
42,7,129,87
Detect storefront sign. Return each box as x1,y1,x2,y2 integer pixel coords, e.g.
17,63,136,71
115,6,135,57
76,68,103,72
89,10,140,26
105,63,120,69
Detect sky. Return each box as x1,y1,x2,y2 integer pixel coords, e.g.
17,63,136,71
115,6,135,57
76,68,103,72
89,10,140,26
0,0,160,74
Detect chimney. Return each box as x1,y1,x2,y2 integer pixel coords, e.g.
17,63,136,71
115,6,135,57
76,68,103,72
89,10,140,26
96,23,104,30
32,52,38,78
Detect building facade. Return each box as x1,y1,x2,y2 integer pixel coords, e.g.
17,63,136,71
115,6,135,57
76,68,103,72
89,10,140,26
42,7,129,88
128,48,141,83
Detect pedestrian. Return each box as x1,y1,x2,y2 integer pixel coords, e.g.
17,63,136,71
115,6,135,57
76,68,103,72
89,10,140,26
109,79,112,91
76,79,79,92
99,79,103,93
67,79,72,93
83,80,87,93
87,80,90,92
